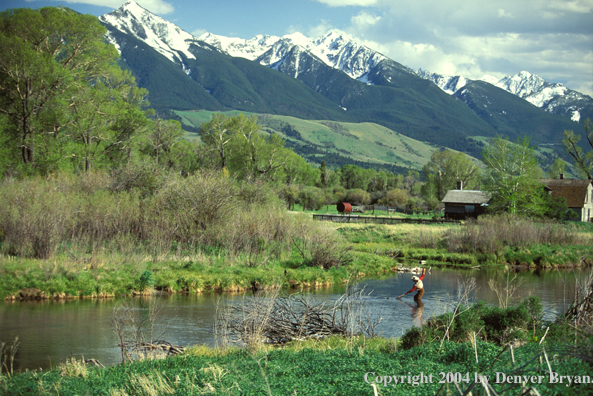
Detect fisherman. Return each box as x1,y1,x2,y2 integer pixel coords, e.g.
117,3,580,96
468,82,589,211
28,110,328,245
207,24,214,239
397,268,426,301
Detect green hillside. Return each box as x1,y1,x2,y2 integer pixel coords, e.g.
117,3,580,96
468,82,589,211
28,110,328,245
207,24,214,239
175,110,449,171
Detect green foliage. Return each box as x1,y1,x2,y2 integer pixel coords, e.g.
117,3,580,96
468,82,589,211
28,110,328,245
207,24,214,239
547,157,567,179
422,149,481,201
297,186,326,211
3,330,593,395
344,188,370,205
200,113,310,183
138,270,155,289
482,136,546,216
541,194,578,221
401,297,542,349
381,188,409,208
0,7,150,176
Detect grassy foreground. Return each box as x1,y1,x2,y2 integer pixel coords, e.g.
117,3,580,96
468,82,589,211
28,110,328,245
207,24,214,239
2,325,592,395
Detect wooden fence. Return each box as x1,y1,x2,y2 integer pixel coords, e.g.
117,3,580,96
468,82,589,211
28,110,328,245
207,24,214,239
312,214,460,225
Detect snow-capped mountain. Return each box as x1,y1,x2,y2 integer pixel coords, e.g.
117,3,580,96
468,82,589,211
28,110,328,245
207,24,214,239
98,0,586,161
418,69,592,123
494,71,592,123
197,33,280,60
99,1,207,69
200,29,387,82
416,69,470,95
101,2,387,85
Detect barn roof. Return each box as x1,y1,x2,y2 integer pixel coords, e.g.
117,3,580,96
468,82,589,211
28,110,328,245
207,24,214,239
541,179,593,208
441,190,492,205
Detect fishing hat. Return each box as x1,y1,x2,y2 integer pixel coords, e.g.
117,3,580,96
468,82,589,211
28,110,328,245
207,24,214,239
411,276,419,281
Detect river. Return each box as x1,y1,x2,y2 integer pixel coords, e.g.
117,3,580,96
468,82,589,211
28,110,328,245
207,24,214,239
0,267,589,372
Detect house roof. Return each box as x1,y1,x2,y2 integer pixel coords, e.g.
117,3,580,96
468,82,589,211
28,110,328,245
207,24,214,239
541,179,593,208
442,190,492,205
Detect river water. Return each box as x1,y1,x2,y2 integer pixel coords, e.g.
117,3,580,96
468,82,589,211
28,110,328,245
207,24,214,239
0,267,589,371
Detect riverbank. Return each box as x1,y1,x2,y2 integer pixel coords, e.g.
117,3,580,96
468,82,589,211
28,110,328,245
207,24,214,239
1,174,592,301
2,218,592,301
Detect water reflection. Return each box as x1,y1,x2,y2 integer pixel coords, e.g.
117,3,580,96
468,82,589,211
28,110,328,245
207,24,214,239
412,300,424,326
0,267,589,371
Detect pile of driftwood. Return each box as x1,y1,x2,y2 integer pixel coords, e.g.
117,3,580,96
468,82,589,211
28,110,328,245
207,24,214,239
218,287,382,346
82,340,184,369
132,340,185,357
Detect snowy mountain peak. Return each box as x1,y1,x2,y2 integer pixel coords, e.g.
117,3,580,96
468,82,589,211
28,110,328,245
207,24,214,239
316,29,355,44
480,75,499,85
416,69,470,95
120,0,145,13
100,1,199,64
418,68,591,123
496,71,548,97
305,29,386,80
198,33,280,60
280,32,310,47
199,28,385,81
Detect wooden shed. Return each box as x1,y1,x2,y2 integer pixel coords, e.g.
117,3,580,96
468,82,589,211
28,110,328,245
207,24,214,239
441,190,492,220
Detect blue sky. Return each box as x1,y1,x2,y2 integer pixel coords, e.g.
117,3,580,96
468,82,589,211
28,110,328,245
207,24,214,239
3,0,593,96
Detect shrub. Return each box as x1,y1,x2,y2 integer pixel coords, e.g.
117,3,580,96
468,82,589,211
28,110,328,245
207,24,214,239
380,188,408,208
344,188,370,205
110,160,168,198
0,177,75,258
446,214,583,256
0,170,344,270
298,186,325,211
139,270,155,290
400,297,542,350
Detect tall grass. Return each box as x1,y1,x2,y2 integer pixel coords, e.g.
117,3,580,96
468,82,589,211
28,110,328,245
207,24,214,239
446,214,585,256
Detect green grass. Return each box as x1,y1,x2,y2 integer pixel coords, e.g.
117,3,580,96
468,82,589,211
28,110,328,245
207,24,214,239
175,109,256,134
174,110,457,171
2,216,590,300
2,335,592,395
0,254,349,300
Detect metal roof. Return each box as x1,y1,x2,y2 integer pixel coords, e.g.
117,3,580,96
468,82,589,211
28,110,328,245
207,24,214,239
441,190,492,204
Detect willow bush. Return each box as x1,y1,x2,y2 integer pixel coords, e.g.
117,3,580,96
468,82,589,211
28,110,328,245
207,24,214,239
0,171,344,266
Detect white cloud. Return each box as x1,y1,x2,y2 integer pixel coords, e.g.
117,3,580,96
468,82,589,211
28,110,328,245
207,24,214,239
548,0,592,14
351,11,381,28
306,20,336,38
35,0,175,14
497,9,514,18
191,28,208,38
338,0,593,96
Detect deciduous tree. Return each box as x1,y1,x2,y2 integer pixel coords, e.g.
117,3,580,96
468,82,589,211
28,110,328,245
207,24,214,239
422,149,481,200
562,119,592,179
482,136,543,216
380,188,408,208
0,7,148,175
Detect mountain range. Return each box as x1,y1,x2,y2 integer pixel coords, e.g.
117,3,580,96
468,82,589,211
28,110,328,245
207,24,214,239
417,70,593,124
99,1,590,169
